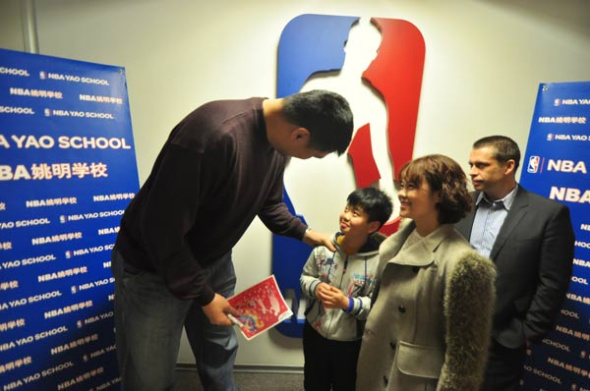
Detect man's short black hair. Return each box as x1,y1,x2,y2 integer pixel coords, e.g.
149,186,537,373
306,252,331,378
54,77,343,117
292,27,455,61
473,135,521,172
347,187,393,228
282,90,353,155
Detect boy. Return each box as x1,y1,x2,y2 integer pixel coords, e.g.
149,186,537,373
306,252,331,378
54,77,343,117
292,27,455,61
300,187,393,391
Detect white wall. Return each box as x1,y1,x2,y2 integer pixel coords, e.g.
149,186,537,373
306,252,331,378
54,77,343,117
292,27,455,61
3,0,589,368
0,0,25,51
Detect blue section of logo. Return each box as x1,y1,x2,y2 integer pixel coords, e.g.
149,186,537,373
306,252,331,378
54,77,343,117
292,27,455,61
273,14,358,338
277,14,359,99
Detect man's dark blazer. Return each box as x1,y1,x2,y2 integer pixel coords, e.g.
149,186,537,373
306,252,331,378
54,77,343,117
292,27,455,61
456,185,575,349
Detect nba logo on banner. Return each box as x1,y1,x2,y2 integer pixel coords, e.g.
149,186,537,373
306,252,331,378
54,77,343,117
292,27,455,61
528,155,540,173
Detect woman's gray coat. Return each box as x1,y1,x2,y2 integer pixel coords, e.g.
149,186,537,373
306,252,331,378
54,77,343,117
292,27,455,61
356,222,496,391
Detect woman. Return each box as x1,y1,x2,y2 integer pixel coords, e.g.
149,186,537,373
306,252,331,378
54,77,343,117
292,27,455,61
356,154,496,391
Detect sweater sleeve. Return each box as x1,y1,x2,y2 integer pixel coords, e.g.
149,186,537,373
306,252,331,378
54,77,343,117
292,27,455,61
348,288,374,320
257,165,307,240
437,251,496,391
300,248,322,298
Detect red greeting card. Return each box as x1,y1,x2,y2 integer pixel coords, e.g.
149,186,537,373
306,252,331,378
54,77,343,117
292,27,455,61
228,275,293,341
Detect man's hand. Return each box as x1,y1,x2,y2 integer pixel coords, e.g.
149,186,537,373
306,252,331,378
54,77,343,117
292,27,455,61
202,293,240,326
316,284,348,309
303,229,335,252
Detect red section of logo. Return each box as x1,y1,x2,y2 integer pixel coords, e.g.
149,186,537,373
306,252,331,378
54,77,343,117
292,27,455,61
359,18,425,180
348,123,381,188
347,18,425,235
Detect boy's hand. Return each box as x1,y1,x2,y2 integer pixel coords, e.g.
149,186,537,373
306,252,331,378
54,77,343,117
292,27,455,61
303,229,336,252
315,282,332,300
317,284,348,309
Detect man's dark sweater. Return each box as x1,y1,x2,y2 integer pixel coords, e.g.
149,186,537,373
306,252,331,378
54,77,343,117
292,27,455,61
115,98,306,305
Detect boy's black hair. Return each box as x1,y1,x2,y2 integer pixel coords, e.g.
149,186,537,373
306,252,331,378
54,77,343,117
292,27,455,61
347,187,393,228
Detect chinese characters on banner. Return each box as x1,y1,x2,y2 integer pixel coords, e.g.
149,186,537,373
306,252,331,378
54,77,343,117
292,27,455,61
520,81,590,390
0,48,139,390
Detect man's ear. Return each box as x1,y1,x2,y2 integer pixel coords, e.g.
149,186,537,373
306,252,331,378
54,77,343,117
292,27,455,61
291,127,310,143
504,159,516,175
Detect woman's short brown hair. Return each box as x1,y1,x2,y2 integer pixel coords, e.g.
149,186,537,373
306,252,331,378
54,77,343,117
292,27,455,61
398,154,472,224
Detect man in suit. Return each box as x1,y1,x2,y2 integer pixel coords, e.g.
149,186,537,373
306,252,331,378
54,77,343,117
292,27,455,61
456,135,575,391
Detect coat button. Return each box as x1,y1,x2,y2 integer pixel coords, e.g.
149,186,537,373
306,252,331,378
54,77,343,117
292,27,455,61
398,305,406,313
383,375,389,386
389,341,396,350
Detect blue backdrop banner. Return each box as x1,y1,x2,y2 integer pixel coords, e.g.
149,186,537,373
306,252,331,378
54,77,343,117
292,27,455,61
0,48,139,391
520,81,590,390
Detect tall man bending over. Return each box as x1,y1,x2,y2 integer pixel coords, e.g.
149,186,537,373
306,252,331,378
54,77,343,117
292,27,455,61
111,90,354,391
456,135,575,391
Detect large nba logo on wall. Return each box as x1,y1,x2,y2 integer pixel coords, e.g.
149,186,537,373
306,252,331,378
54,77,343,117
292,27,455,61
272,14,425,338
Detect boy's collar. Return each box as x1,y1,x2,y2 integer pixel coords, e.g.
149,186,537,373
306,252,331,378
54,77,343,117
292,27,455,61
335,232,380,253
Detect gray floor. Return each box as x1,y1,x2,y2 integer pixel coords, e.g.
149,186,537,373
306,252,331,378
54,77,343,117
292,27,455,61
176,367,304,391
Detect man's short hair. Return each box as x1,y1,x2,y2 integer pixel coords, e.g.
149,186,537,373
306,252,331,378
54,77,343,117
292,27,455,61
473,135,521,172
347,187,393,228
282,90,353,155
